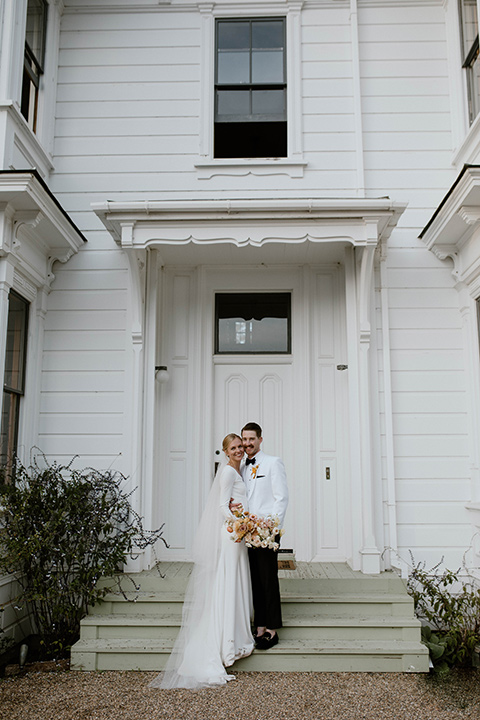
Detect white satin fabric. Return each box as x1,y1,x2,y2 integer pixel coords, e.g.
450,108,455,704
150,463,253,689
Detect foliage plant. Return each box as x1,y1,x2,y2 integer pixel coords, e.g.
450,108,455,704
407,556,480,674
0,455,167,658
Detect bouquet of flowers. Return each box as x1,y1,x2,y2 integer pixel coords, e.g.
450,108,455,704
225,505,283,551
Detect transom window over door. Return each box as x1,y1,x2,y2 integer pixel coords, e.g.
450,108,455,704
215,293,291,353
214,17,287,159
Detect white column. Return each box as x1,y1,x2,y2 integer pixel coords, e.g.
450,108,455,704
456,282,480,557
141,249,159,569
0,208,16,393
345,233,382,574
357,241,382,573
121,224,147,572
379,241,399,569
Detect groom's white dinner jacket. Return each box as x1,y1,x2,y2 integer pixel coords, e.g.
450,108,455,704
241,450,288,528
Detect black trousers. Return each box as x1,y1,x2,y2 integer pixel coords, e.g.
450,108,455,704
248,546,282,630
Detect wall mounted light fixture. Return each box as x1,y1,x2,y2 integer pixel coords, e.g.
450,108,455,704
155,365,170,384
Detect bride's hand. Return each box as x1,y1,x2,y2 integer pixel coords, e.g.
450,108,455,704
229,498,243,514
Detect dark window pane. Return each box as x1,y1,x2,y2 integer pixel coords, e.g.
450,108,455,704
25,0,47,67
217,51,250,84
216,293,290,354
214,121,287,158
0,391,20,474
217,89,251,116
252,88,285,116
4,294,28,392
252,20,284,49
217,21,250,50
461,0,478,56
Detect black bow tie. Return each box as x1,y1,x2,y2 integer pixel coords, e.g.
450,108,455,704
246,457,256,466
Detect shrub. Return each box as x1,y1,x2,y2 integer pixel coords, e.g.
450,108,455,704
407,557,480,674
0,455,167,658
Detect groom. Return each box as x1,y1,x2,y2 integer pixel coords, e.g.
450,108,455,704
241,422,289,650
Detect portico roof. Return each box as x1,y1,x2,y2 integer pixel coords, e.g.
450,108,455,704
92,197,406,265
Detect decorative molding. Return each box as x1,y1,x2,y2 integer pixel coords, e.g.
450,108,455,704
13,270,37,303
195,160,307,179
457,205,480,226
46,249,75,288
93,197,407,252
420,165,480,287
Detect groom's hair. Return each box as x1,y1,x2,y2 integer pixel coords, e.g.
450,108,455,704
242,422,262,438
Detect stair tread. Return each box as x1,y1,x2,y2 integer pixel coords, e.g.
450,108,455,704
72,637,428,655
100,591,412,603
81,614,421,627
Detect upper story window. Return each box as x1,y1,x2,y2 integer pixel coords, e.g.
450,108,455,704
459,0,480,124
214,18,287,159
21,0,48,132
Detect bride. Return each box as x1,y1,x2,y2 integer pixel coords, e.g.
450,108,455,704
150,433,254,689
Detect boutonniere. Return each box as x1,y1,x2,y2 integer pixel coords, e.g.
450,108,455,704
251,464,260,479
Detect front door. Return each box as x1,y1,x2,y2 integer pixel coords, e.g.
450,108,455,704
156,265,348,563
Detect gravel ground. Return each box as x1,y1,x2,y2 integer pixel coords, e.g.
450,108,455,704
1,667,480,720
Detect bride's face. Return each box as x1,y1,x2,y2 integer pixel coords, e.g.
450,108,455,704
227,438,244,462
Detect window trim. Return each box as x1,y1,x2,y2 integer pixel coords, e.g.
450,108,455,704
195,1,305,178
21,0,48,133
458,0,480,125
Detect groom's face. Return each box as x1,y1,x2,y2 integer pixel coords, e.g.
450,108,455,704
242,430,262,459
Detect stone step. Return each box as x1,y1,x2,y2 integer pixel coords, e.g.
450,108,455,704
71,637,429,673
79,613,423,642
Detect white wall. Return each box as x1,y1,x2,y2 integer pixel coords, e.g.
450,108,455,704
41,0,475,567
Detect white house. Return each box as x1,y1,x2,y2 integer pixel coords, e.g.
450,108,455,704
1,0,480,645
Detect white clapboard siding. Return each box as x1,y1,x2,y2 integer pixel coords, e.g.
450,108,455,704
364,0,470,562
396,478,471,503
392,413,468,436
41,1,474,570
60,10,201,32
55,117,198,138
43,330,126,352
363,94,450,113
40,392,125,415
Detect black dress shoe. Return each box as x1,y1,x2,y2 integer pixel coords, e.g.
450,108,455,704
255,631,279,650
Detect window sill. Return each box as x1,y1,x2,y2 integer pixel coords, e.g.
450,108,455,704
213,354,293,365
0,101,53,176
453,111,480,167
195,158,307,179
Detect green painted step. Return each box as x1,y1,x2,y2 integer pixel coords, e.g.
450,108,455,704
79,613,422,642
71,638,429,673
93,592,415,619
71,563,430,673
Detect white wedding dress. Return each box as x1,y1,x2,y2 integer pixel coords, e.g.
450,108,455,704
150,463,254,689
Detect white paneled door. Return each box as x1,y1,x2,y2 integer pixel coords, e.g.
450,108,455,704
157,265,348,563
213,360,295,547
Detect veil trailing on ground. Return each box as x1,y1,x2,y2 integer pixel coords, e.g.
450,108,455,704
149,458,230,689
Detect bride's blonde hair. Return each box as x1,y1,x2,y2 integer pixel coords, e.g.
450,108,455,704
222,433,242,454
